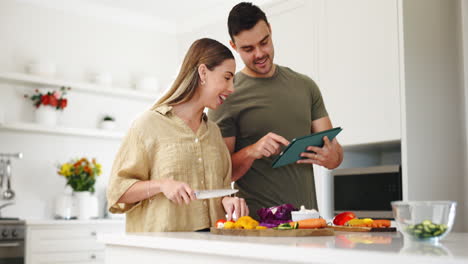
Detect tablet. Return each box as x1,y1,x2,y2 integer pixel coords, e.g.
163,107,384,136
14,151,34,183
272,127,343,168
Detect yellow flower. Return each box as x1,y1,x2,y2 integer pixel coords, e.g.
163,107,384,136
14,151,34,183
95,163,102,175
59,163,73,177
58,157,101,192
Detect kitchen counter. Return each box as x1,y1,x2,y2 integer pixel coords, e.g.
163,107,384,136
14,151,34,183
26,218,125,225
99,231,468,264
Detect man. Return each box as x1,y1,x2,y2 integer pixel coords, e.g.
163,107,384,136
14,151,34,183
208,2,343,219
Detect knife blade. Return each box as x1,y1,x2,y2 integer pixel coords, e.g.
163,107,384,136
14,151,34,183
194,189,238,199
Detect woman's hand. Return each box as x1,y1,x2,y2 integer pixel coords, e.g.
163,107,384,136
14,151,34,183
222,196,249,221
160,179,196,205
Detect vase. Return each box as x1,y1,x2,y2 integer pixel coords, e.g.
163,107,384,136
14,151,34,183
99,120,116,130
35,105,57,126
73,191,99,220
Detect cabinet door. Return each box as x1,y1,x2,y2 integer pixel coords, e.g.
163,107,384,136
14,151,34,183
318,0,401,145
29,227,102,253
29,252,103,264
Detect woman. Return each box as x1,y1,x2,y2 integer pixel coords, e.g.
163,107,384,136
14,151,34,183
107,38,249,232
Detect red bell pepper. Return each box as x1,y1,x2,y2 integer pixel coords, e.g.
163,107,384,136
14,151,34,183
333,211,356,226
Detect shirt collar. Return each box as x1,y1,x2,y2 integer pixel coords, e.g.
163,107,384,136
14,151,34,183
154,104,173,115
154,104,208,122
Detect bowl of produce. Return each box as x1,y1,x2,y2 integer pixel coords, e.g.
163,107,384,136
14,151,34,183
391,201,456,242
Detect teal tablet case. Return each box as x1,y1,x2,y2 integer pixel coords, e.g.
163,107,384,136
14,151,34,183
272,127,343,168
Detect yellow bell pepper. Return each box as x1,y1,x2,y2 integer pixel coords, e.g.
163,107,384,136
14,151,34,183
346,218,374,227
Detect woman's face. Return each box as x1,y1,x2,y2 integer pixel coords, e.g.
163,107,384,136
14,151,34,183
199,58,236,110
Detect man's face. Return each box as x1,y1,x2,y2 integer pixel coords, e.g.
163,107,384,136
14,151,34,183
231,20,275,77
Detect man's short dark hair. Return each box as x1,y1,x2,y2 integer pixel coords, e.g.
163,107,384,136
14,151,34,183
228,2,269,42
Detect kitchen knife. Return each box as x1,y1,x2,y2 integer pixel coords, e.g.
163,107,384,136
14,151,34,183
194,189,238,199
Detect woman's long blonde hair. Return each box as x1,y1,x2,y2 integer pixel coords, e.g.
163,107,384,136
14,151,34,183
152,38,234,109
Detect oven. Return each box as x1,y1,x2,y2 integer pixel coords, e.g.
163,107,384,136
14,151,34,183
0,219,25,264
333,165,402,219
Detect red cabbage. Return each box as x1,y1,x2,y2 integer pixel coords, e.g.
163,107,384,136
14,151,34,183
257,204,298,221
259,219,291,228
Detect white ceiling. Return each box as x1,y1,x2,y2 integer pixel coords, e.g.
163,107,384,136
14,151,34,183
19,0,295,34
83,0,271,23
77,0,274,33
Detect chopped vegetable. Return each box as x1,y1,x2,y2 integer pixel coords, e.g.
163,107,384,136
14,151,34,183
255,226,267,230
297,218,327,229
259,222,280,228
289,221,298,229
215,219,227,229
273,223,293,230
223,221,235,229
333,211,356,226
346,218,374,227
257,204,297,221
405,220,448,239
371,219,391,228
259,219,291,228
223,216,259,230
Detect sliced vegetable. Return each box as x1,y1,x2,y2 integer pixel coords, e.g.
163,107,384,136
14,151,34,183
215,219,227,229
289,221,298,229
223,216,259,230
273,223,293,230
405,220,448,239
259,222,281,228
297,218,327,229
259,219,291,227
371,219,391,228
223,221,235,229
333,211,356,226
257,204,297,221
346,218,373,227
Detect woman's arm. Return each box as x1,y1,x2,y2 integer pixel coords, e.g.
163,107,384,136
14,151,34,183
118,179,197,205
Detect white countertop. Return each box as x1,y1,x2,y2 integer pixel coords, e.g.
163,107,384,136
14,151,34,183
26,218,125,225
99,231,468,264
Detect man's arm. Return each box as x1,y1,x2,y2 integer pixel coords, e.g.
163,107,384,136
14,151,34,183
224,133,289,181
297,117,343,169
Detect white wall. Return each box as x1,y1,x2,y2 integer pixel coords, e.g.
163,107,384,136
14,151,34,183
0,0,178,219
460,0,468,232
401,0,466,231
176,1,319,79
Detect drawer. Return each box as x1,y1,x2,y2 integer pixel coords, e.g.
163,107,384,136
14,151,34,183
29,251,104,264
28,228,103,253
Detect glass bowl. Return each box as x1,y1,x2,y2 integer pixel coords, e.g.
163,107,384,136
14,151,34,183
391,201,456,243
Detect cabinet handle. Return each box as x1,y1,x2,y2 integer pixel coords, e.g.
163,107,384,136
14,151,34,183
90,254,96,259
0,242,20,247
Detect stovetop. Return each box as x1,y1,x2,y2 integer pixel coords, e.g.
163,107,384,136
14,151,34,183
0,217,19,221
0,218,25,240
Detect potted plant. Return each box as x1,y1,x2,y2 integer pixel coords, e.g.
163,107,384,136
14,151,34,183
99,114,116,130
57,157,102,219
24,86,70,126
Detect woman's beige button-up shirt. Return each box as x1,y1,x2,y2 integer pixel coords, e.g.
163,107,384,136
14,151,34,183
107,105,232,232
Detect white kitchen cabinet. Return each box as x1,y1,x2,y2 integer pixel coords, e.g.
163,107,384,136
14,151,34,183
318,0,401,146
26,220,124,264
313,0,465,230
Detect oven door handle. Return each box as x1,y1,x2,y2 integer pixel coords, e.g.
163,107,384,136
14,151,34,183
0,242,20,247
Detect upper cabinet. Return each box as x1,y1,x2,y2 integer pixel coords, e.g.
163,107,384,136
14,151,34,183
313,0,465,229
318,0,401,146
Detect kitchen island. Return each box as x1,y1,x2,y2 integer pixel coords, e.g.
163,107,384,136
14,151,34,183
99,231,468,264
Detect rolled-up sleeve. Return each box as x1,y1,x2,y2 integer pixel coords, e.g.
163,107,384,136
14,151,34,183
107,127,150,214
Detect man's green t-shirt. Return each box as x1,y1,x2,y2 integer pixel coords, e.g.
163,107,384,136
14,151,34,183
208,65,328,219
